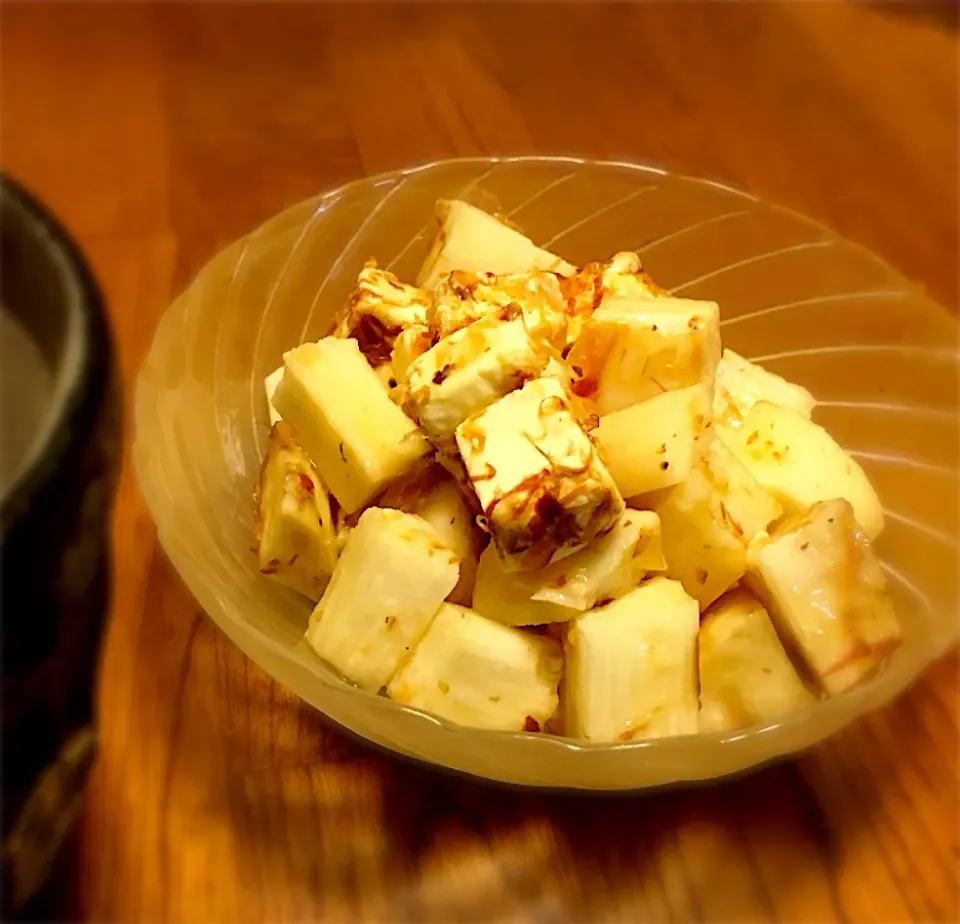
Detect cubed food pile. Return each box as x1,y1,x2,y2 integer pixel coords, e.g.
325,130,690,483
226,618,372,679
253,199,900,742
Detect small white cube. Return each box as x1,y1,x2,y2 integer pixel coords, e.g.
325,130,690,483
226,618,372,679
648,466,748,609
331,262,431,365
699,587,816,733
713,349,815,426
273,339,431,513
703,434,782,543
569,294,720,415
472,510,666,626
405,310,548,442
428,269,567,344
746,498,901,695
305,508,460,692
594,384,713,499
390,324,433,384
256,422,338,600
724,400,884,538
564,578,700,742
387,603,563,731
417,199,575,289
455,377,625,571
264,365,285,425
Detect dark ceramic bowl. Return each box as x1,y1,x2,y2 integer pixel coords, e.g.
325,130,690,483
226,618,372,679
0,177,119,916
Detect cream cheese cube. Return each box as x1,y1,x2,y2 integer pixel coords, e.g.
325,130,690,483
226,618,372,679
273,338,431,514
405,310,550,442
427,269,567,345
417,199,575,289
699,587,816,733
600,251,667,299
563,578,700,742
455,377,625,571
264,365,285,425
255,422,339,600
594,384,712,499
472,510,665,626
745,499,901,695
304,507,459,691
723,400,883,538
567,293,721,415
387,603,563,731
713,349,815,427
331,261,432,366
390,324,433,385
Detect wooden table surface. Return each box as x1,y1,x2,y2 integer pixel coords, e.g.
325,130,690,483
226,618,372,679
3,2,958,921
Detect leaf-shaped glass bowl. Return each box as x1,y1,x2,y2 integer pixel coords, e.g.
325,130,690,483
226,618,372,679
134,157,959,788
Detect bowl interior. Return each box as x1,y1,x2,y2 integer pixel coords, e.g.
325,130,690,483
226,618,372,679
134,157,959,788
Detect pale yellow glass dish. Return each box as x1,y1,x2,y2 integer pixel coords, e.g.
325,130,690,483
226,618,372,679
134,157,959,788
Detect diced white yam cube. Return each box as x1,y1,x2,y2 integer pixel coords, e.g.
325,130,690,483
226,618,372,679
417,199,574,289
273,339,431,514
472,544,577,626
745,498,901,695
409,479,482,607
331,261,431,366
530,508,665,608
387,603,563,731
264,365,285,425
652,467,747,609
304,507,459,691
473,510,665,626
594,385,712,498
699,587,816,733
255,422,338,600
559,252,665,346
620,508,669,574
703,434,782,542
563,578,700,741
713,349,815,427
405,311,549,442
455,377,625,571
568,294,720,415
723,401,884,539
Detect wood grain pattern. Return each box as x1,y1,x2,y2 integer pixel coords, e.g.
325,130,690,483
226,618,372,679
2,1,957,920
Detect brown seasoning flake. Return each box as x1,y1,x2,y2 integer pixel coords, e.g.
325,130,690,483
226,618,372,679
571,376,599,398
